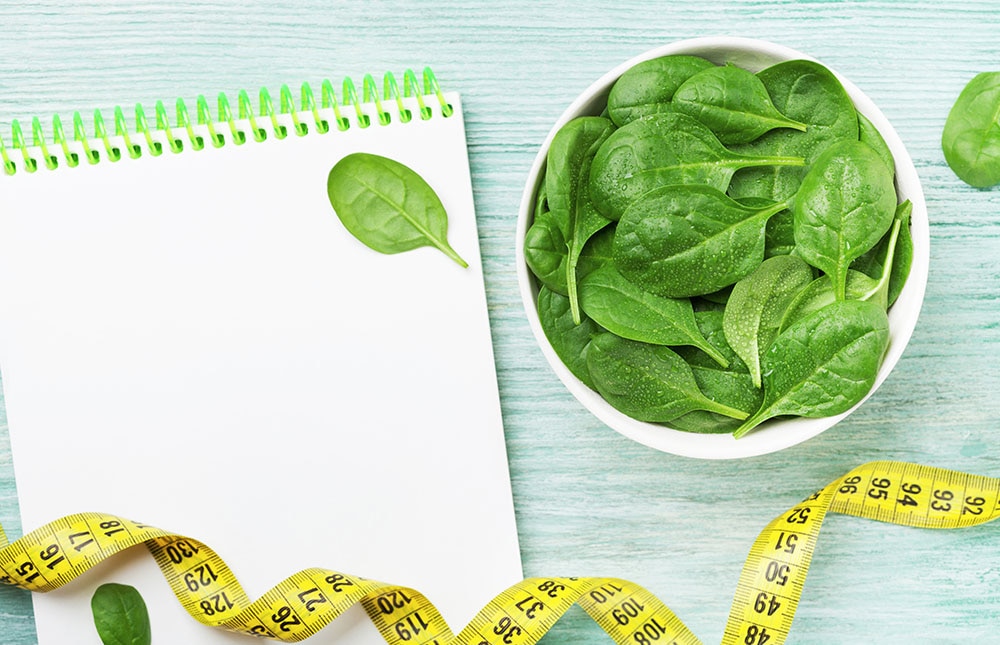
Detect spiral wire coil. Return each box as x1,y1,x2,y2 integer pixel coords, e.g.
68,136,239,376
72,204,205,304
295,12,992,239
0,67,452,175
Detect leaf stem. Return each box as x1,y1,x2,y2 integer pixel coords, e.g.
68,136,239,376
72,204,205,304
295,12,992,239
732,408,769,438
703,398,750,421
696,341,730,369
742,155,806,168
439,242,469,268
782,118,809,133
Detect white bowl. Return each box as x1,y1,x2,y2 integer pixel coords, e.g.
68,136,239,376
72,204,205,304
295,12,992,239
515,36,929,459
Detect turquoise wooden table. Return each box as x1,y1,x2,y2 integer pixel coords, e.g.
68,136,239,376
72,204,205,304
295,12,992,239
2,1,1000,643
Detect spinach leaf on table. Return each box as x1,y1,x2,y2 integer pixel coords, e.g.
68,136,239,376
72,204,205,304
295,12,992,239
612,184,789,298
91,583,152,645
589,112,804,220
327,152,468,266
733,299,890,438
722,255,814,388
586,332,749,423
607,55,715,126
942,70,1000,188
672,64,807,144
578,264,729,366
792,140,896,300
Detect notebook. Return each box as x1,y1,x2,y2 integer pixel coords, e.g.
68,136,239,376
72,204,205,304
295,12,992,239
0,70,522,643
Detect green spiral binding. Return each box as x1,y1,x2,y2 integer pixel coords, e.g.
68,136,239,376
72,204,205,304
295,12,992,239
0,67,451,175
176,98,203,151
91,111,116,162
217,93,246,145
320,80,350,132
51,115,77,168
115,106,142,159
197,95,226,149
300,83,329,134
237,90,267,143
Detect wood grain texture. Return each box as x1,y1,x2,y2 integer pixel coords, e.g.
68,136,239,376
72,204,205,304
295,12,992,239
2,1,1000,643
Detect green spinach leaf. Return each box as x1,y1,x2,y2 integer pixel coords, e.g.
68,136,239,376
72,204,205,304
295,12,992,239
607,55,715,126
586,332,749,423
537,287,602,389
735,196,795,258
523,208,569,295
942,71,1000,188
546,118,609,222
727,60,860,255
779,270,881,332
535,169,549,215
858,112,896,176
613,184,789,298
589,112,804,220
673,64,807,144
327,152,467,267
545,116,616,323
671,308,764,434
885,203,914,307
578,264,728,366
850,199,913,307
792,140,896,300
729,59,860,202
722,255,814,387
528,222,617,298
733,299,890,438
91,583,152,645
576,223,616,278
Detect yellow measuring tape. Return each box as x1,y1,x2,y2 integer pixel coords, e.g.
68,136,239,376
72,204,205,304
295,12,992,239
1,460,998,644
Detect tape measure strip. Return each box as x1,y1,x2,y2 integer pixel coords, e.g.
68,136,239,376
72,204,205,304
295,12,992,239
1,461,997,644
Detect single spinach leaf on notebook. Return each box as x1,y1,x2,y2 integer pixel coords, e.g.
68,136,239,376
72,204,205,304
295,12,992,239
327,152,468,267
91,583,152,645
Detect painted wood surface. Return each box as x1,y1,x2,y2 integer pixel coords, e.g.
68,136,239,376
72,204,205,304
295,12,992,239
1,1,1000,643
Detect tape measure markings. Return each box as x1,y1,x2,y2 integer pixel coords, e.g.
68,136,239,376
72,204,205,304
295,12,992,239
830,461,1000,529
579,579,702,645
455,577,587,645
721,485,832,645
3,461,1000,645
366,585,454,645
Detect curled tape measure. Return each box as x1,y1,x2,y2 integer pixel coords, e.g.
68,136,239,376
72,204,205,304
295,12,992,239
2,460,998,644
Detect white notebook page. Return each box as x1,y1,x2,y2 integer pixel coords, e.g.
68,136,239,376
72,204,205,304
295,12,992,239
0,93,522,643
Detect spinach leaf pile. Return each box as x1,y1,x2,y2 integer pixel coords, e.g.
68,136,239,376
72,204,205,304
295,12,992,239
526,55,912,439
